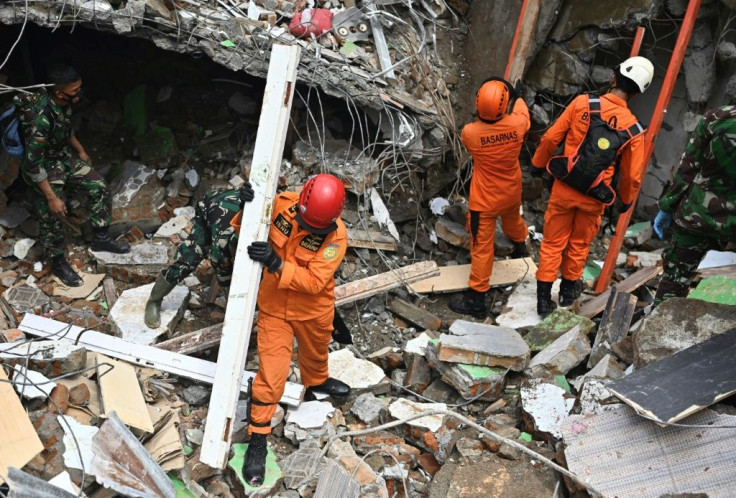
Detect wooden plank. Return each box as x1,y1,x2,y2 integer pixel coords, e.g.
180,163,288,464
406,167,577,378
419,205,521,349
505,0,541,83
388,298,442,331
0,368,44,484
347,229,397,251
97,354,155,434
607,327,736,424
17,315,304,407
588,291,637,368
409,258,537,294
103,277,118,309
156,324,223,355
201,44,301,469
579,265,662,318
335,261,439,307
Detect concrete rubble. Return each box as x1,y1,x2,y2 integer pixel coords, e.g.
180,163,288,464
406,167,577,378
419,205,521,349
1,0,735,496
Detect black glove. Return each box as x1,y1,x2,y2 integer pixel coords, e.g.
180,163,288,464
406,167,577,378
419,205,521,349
239,181,255,205
530,165,545,178
247,241,282,273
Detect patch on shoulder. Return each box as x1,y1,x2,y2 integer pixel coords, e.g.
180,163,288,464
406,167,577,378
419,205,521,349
273,213,292,237
323,245,339,261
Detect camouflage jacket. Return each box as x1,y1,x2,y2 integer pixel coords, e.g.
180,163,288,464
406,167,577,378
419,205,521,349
12,89,73,184
658,105,736,237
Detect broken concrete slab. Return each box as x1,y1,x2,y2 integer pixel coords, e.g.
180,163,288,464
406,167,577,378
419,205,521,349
350,393,387,425
0,203,30,228
562,405,736,498
526,325,591,377
588,290,637,368
52,272,106,300
91,242,169,266
404,354,432,393
404,332,432,356
524,308,596,352
426,340,505,402
228,442,283,497
633,297,736,368
438,322,530,371
110,160,156,209
435,218,470,249
280,441,325,490
521,380,575,440
314,459,361,498
496,275,560,329
572,354,624,391
688,275,736,305
154,215,190,239
627,250,662,268
12,365,56,401
579,379,619,415
109,282,189,345
624,221,653,247
59,414,99,475
0,340,87,377
327,439,387,494
285,401,335,430
327,348,390,395
3,284,50,314
388,398,447,433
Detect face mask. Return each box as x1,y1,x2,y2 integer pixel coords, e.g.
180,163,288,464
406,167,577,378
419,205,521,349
58,87,83,104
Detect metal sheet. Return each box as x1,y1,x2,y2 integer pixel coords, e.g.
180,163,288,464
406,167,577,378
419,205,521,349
561,405,736,497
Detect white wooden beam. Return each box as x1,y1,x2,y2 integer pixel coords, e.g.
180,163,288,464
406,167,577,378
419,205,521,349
200,44,302,469
16,315,304,406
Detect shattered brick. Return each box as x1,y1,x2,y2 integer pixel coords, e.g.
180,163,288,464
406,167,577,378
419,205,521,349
438,321,530,371
526,325,591,377
48,384,70,414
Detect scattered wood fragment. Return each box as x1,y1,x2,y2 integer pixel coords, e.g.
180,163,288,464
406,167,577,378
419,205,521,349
347,229,397,251
388,298,442,331
0,367,44,484
335,261,439,307
579,265,662,318
697,264,736,278
410,258,536,294
103,277,118,308
156,324,224,355
588,290,637,367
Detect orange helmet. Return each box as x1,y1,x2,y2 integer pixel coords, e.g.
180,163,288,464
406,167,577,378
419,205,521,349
296,174,346,234
476,79,511,122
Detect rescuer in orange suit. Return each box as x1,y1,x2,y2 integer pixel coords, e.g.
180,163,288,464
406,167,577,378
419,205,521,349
449,78,530,318
531,57,654,316
243,174,350,486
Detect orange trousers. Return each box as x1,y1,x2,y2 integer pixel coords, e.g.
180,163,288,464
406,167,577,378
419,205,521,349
536,195,605,283
249,309,333,435
468,206,528,293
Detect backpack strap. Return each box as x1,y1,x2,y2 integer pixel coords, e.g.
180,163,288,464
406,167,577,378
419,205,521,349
588,96,601,113
625,121,644,139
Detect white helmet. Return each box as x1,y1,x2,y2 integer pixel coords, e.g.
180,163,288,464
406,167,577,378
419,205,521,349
618,56,654,93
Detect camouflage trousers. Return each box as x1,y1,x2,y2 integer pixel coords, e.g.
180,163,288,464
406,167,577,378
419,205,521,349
162,190,239,287
27,158,111,258
654,227,730,303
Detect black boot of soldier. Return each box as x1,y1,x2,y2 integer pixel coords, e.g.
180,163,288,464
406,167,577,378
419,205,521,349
449,289,487,318
52,255,84,287
90,227,130,254
537,280,557,317
510,240,529,258
559,278,583,307
243,433,268,487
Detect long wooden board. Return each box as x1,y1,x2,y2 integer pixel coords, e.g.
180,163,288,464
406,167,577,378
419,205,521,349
17,315,303,406
579,265,662,318
97,354,154,434
335,261,439,307
156,324,224,355
0,368,44,484
409,258,537,294
607,327,736,424
347,229,397,251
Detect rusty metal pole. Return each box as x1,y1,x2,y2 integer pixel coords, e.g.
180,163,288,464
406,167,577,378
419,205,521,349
594,0,702,293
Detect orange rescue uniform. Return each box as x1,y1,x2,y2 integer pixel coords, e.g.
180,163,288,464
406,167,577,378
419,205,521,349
249,191,347,435
532,93,646,283
461,98,530,292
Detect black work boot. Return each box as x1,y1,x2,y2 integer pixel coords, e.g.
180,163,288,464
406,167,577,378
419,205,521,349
510,239,529,258
90,227,131,254
144,275,177,328
52,255,84,287
242,433,268,487
559,278,583,307
537,280,557,318
305,378,351,400
449,289,487,318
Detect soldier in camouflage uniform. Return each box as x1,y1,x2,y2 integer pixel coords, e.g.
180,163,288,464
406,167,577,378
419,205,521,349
144,183,254,328
652,105,736,303
14,64,129,287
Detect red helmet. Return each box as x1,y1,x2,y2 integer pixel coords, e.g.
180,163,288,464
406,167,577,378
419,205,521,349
476,79,510,122
296,174,345,234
